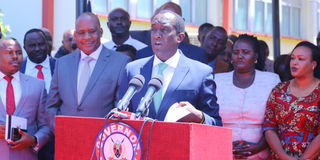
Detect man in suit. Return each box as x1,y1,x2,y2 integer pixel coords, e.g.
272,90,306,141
134,2,208,64
20,28,56,93
46,12,130,129
119,10,222,126
0,38,50,160
104,8,147,51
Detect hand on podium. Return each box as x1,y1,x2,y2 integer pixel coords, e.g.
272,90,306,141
164,101,204,123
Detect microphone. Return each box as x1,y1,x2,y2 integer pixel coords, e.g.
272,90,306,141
116,74,145,111
135,75,163,118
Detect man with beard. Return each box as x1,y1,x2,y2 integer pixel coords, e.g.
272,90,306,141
20,29,55,93
104,8,146,51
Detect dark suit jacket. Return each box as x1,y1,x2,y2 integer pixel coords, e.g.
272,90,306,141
46,46,130,130
118,54,222,126
130,30,151,46
136,43,208,64
20,57,56,75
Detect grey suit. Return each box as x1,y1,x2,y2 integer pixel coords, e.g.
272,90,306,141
0,73,50,160
46,46,130,129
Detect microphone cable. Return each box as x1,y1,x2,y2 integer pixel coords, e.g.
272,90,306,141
132,118,157,160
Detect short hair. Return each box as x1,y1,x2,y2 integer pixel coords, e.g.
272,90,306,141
23,28,48,45
198,23,214,34
159,2,182,16
116,44,137,60
274,54,293,81
0,37,21,50
76,12,101,27
292,41,320,78
108,8,130,19
236,34,264,70
152,10,185,33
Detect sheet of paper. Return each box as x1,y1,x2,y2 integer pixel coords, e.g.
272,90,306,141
164,105,191,122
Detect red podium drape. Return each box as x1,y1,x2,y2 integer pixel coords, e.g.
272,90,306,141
55,116,232,160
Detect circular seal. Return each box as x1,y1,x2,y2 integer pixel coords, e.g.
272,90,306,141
94,122,142,160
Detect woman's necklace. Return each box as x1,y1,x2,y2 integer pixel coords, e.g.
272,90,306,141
233,71,256,89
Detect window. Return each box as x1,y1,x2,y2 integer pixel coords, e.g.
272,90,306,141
254,1,264,32
109,0,128,10
281,5,290,36
195,0,207,25
291,7,300,37
91,0,210,26
137,0,152,18
180,0,192,23
91,0,107,13
233,0,248,31
265,3,272,34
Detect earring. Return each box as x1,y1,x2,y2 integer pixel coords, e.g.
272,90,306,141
254,60,258,64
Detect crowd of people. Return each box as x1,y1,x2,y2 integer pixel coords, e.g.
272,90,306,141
0,2,319,160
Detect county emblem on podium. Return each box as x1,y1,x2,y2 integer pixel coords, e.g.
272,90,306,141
94,122,142,160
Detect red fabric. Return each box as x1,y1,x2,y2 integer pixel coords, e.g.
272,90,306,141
35,65,44,80
4,75,15,115
263,81,320,159
55,116,233,160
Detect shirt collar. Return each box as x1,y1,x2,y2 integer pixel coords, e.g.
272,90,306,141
111,36,132,49
0,71,20,82
153,49,181,69
27,56,50,69
80,44,102,60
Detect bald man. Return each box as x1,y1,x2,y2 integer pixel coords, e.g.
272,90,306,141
46,12,130,130
54,29,76,58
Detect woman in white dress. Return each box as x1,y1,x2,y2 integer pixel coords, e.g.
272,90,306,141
215,34,280,159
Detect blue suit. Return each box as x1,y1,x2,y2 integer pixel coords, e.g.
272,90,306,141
119,54,222,126
136,43,208,64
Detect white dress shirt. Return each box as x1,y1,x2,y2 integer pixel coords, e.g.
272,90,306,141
104,36,147,51
152,50,181,97
77,44,102,93
25,56,52,92
0,71,21,111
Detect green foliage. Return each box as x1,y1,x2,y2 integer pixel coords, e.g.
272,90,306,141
0,9,11,38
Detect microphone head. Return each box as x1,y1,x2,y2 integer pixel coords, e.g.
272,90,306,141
129,74,145,91
148,75,163,92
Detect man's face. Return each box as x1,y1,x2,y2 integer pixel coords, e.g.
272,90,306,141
74,15,103,55
0,39,23,75
107,10,131,37
151,12,184,61
203,29,227,58
24,32,49,64
62,31,74,53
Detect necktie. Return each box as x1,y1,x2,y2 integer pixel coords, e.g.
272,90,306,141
153,63,168,113
35,65,44,80
4,75,15,115
78,56,94,104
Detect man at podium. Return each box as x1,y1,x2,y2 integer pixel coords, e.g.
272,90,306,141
118,10,222,126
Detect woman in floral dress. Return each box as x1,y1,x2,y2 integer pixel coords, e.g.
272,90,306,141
263,41,320,160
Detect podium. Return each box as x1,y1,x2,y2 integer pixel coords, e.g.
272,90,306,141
55,116,232,160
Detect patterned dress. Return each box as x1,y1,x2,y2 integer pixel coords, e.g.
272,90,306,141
263,81,320,159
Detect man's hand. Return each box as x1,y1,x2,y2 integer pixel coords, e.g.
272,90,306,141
0,124,5,139
7,129,36,150
174,101,203,123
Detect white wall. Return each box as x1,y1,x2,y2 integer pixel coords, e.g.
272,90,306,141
0,0,42,55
